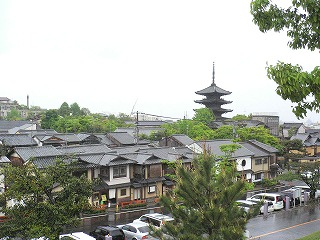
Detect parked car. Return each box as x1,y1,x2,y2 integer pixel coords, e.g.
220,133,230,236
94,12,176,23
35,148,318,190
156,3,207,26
89,226,126,240
59,232,96,240
246,193,283,210
236,199,274,214
133,213,174,229
117,221,159,240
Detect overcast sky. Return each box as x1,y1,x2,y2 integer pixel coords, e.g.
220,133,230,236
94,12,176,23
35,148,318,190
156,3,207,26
0,0,319,123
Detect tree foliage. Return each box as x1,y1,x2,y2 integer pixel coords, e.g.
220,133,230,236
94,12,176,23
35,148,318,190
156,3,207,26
0,160,94,239
250,0,320,119
231,114,252,121
192,108,215,125
156,148,256,240
5,109,22,121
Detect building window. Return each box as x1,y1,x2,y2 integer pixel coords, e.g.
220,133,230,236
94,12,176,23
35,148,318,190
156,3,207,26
113,165,127,178
255,173,262,180
263,158,268,164
255,159,262,165
120,188,127,196
148,185,156,193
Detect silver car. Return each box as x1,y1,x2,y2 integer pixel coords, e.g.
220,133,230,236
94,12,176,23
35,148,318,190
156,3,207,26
117,222,159,240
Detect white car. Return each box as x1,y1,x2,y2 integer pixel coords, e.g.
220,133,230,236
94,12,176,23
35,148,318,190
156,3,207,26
246,193,283,210
133,213,174,229
117,222,158,240
59,232,96,240
236,199,274,214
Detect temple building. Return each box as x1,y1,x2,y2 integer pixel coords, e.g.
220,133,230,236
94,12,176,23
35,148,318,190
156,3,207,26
195,62,233,120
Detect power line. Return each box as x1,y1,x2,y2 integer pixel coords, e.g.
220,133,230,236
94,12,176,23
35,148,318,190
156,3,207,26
138,112,182,120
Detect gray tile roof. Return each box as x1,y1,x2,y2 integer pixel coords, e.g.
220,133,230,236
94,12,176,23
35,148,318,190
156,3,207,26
0,156,10,163
195,139,254,158
0,134,37,147
107,132,136,145
137,146,194,162
107,132,150,146
32,155,97,169
8,123,36,134
195,84,231,95
93,134,114,145
247,140,279,153
170,134,194,146
19,129,58,137
240,142,270,157
57,144,112,155
99,154,136,166
13,145,63,162
282,122,303,129
290,133,310,143
0,120,36,132
121,152,162,165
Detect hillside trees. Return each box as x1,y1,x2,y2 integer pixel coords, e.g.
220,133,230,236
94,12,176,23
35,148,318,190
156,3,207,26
250,0,320,119
155,145,256,239
40,102,130,133
0,159,94,239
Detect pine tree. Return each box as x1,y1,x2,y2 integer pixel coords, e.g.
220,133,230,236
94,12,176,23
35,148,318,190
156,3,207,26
156,145,256,240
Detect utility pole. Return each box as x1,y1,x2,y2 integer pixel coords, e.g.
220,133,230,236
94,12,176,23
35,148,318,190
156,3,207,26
135,111,139,145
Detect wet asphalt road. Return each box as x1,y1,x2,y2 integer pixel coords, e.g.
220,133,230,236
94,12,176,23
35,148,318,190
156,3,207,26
66,203,320,239
247,202,320,239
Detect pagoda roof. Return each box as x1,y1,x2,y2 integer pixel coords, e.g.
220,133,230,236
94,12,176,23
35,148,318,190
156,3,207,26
195,83,231,96
195,99,232,104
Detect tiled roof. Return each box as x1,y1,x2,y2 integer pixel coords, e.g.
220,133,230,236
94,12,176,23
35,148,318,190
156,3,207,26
240,142,270,157
32,155,97,169
121,152,161,165
290,134,311,144
19,129,58,137
171,134,194,146
94,134,114,145
248,140,279,153
77,153,105,165
8,123,36,134
0,156,10,163
0,120,35,132
195,83,231,95
14,145,63,162
195,139,254,158
282,122,303,129
99,154,136,166
0,134,37,147
57,144,112,155
107,132,136,145
52,133,81,142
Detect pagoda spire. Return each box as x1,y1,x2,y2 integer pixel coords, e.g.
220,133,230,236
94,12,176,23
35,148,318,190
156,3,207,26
212,62,215,86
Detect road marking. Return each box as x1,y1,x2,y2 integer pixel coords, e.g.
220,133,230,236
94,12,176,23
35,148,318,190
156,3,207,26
251,218,320,239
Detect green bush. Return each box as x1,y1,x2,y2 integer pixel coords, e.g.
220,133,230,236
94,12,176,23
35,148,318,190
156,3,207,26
123,202,147,209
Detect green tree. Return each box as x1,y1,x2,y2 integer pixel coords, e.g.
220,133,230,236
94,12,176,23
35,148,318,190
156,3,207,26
298,162,320,199
156,147,256,239
40,109,60,129
212,125,281,149
231,114,252,121
70,102,82,116
161,119,215,140
0,160,94,239
5,109,22,121
58,102,71,117
250,0,320,119
192,108,215,125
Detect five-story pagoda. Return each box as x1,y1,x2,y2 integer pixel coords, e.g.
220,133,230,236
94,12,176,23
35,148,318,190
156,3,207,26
195,62,232,120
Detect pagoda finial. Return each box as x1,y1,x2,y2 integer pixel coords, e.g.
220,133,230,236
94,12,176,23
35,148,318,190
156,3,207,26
212,62,215,85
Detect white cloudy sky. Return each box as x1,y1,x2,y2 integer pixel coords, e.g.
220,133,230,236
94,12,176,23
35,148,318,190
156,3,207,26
0,0,319,123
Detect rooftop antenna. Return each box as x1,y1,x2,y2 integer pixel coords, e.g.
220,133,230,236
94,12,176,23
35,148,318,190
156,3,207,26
130,98,138,116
